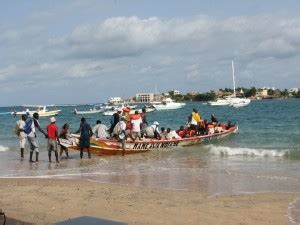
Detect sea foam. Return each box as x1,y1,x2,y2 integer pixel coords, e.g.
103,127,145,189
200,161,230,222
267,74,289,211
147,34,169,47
0,145,9,152
206,145,288,157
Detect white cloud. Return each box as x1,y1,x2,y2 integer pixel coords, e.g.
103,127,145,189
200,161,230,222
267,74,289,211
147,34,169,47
1,14,300,104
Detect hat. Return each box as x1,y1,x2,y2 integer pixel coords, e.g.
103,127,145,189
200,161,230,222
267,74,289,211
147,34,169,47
153,121,159,126
50,117,56,123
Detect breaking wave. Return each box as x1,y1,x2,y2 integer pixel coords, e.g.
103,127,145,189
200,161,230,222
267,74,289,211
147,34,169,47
0,145,9,152
206,145,289,157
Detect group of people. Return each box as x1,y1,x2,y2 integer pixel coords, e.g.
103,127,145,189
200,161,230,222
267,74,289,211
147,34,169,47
14,107,232,161
15,113,71,163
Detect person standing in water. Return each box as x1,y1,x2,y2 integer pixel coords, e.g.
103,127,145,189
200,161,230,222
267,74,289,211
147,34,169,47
47,117,60,163
59,123,70,158
26,112,48,162
76,117,93,159
15,114,28,159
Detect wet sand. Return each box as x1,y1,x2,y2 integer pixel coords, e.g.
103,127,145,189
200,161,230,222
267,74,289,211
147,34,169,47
0,178,299,225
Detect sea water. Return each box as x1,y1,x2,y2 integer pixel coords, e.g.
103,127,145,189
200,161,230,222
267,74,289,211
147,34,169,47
0,99,300,196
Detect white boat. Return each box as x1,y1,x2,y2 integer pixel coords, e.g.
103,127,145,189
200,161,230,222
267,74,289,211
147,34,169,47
208,61,251,107
12,105,61,117
74,105,104,115
152,98,186,111
103,107,155,116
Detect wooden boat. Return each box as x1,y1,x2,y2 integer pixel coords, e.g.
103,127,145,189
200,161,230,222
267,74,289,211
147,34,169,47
60,125,238,156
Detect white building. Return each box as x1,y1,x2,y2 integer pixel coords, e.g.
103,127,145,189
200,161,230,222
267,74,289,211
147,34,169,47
174,90,181,95
289,88,299,93
109,97,123,104
136,93,154,103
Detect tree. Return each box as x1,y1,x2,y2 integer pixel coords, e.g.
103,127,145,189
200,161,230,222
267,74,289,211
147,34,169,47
245,87,256,98
267,89,275,96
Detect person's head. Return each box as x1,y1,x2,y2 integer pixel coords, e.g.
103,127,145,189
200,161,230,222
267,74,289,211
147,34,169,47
193,108,198,113
50,117,56,124
161,127,165,132
135,110,139,115
21,114,27,121
120,116,126,121
153,121,159,127
142,108,146,113
62,123,69,130
33,112,39,119
81,117,86,123
117,109,122,114
96,120,101,124
179,125,184,130
167,128,171,133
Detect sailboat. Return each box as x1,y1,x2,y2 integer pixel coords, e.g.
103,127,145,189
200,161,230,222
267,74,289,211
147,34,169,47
208,61,251,107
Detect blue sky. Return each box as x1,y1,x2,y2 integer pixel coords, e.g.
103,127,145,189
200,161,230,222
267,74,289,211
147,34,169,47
0,0,300,106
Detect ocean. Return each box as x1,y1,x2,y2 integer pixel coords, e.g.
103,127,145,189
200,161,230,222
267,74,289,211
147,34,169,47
0,99,300,196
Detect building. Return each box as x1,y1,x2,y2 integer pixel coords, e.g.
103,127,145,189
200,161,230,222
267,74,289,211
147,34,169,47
109,97,123,104
136,93,154,103
289,88,299,94
174,90,181,95
256,89,268,97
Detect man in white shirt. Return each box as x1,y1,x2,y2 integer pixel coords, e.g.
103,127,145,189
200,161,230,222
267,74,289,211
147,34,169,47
112,117,127,151
130,111,142,141
95,120,109,139
15,114,27,159
92,120,101,138
166,128,181,140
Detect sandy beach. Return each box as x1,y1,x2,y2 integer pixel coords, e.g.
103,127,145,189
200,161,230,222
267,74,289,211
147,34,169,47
0,178,298,225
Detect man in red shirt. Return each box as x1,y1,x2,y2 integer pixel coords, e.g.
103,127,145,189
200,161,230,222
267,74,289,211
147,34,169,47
47,117,60,163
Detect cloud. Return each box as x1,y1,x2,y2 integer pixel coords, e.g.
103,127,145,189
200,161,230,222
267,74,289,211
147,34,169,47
1,13,300,105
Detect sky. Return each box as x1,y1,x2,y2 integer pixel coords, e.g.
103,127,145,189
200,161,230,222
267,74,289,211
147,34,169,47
1,0,300,106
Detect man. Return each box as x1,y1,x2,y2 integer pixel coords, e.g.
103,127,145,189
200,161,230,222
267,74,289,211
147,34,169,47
190,108,202,135
94,120,109,139
15,114,27,159
141,108,148,137
144,121,160,139
109,109,122,134
166,128,181,140
130,110,142,141
47,117,59,163
26,112,47,162
76,117,93,159
92,120,101,138
112,117,127,151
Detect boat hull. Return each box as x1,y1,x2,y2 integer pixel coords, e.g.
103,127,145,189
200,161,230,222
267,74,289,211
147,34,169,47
60,126,238,156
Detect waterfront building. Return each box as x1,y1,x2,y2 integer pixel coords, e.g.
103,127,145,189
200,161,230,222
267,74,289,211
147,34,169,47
136,93,154,103
109,97,123,104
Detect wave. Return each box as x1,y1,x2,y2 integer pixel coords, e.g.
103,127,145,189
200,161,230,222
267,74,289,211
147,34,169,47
206,145,289,157
0,145,9,152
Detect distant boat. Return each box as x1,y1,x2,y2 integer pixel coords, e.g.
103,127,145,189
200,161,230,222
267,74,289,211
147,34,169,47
74,105,104,115
12,105,61,117
208,61,251,107
151,98,186,110
103,106,155,116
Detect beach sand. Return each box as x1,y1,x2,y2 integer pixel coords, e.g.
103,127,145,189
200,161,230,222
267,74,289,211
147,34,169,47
0,178,299,225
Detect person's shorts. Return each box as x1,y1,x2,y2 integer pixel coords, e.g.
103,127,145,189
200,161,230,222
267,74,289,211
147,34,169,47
27,136,39,152
80,138,90,148
48,139,58,151
19,137,26,149
131,131,141,139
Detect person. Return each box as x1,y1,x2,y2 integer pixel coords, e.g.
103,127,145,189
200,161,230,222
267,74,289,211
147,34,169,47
190,109,202,134
130,111,142,141
141,108,148,137
211,114,218,125
15,114,28,159
76,117,93,159
59,123,70,158
26,112,48,162
109,109,122,134
160,127,167,139
95,120,109,139
47,117,59,163
166,128,181,140
112,117,127,151
92,120,101,138
176,125,187,138
144,121,160,139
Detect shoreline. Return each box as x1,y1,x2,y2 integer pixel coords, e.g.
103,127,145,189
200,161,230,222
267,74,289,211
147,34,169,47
0,178,299,224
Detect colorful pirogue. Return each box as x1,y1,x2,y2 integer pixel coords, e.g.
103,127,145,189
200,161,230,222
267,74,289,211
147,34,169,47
60,125,238,156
